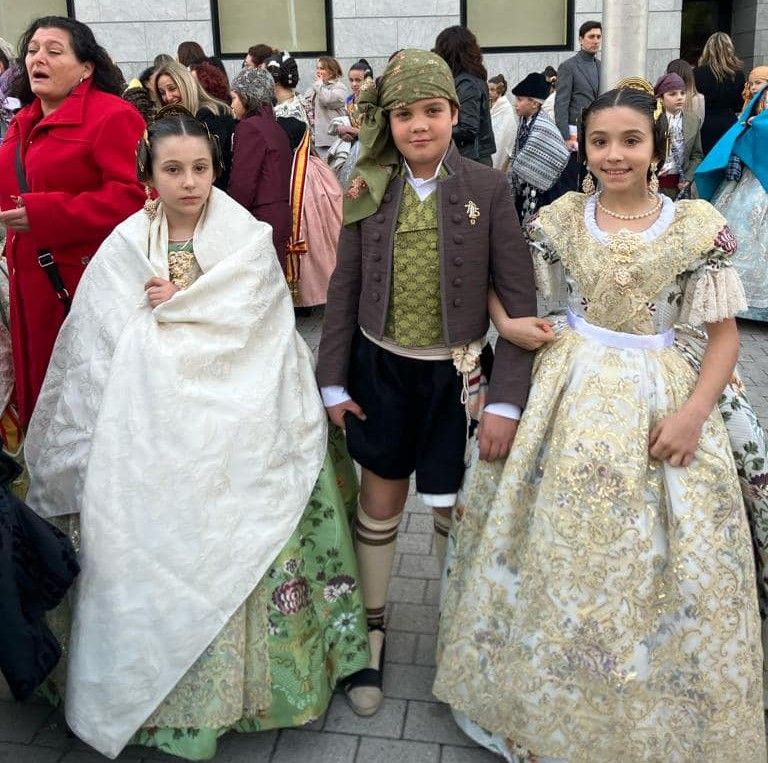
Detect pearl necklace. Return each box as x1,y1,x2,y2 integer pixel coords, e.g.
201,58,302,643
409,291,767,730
596,192,662,221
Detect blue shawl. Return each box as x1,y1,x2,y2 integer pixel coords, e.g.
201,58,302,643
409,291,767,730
695,86,768,200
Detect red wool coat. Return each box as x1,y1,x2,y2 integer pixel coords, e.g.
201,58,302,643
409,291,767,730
0,80,145,426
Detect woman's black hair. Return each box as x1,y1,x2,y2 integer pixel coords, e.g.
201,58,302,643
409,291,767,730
434,25,487,80
138,66,155,89
488,74,507,96
123,85,156,126
349,58,373,79
578,87,666,176
15,16,125,105
265,53,299,89
136,109,223,182
0,50,9,72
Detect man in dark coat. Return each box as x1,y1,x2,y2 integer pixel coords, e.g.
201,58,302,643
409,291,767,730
552,20,602,194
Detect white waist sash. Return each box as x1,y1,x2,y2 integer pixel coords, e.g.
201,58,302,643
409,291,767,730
567,308,674,350
360,327,456,361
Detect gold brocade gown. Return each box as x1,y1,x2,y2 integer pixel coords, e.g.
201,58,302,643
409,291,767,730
434,193,767,762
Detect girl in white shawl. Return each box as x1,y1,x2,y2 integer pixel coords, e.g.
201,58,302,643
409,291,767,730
488,74,517,171
25,108,368,761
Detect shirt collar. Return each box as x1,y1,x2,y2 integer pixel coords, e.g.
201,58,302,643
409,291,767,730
402,150,449,185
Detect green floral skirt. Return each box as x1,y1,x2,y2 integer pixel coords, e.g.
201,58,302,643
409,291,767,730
43,427,369,760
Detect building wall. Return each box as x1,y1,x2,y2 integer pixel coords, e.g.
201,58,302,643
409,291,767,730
74,0,683,89
733,0,768,70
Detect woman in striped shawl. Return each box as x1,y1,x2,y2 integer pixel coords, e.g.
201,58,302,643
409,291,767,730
507,72,570,223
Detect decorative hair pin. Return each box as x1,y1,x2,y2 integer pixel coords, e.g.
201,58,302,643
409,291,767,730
150,103,215,144
153,103,196,121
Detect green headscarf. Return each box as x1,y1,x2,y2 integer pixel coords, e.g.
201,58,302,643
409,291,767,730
343,48,458,225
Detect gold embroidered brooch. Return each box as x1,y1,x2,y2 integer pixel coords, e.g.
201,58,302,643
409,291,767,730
464,200,480,226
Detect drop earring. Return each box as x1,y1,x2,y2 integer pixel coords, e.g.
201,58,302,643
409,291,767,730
648,161,659,195
143,184,158,221
581,166,596,196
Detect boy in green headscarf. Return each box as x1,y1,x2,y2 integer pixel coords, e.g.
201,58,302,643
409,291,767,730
317,49,537,717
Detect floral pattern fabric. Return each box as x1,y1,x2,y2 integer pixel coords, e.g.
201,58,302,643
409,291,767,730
274,94,309,125
712,168,768,318
434,192,766,762
43,427,369,761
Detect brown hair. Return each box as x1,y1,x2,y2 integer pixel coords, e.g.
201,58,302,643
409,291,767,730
698,32,743,82
488,74,507,96
247,44,275,66
177,40,206,67
434,25,487,80
137,109,223,182
317,56,342,80
666,58,699,112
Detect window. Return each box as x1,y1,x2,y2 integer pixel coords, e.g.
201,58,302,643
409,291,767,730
0,0,72,54
461,0,573,52
212,0,332,59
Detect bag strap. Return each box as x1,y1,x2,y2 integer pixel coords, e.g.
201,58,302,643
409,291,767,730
13,144,71,313
14,144,28,193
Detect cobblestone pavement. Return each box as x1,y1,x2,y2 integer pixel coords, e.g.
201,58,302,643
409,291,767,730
4,310,768,763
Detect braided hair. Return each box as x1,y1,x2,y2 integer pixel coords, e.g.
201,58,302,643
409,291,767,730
578,87,667,181
136,106,224,182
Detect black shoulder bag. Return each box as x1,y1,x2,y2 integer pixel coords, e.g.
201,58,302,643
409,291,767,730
13,145,71,313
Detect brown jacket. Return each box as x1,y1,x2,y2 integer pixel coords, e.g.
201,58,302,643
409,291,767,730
317,145,536,409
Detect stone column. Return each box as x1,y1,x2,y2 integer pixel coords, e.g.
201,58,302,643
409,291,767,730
600,0,649,91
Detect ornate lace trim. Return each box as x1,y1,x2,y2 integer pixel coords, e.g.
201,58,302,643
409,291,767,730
583,193,676,243
680,264,747,325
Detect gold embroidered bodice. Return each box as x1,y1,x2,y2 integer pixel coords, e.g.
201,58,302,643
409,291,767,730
168,240,202,290
530,193,739,333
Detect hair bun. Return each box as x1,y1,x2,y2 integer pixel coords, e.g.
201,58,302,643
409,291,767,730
266,52,299,88
353,58,374,78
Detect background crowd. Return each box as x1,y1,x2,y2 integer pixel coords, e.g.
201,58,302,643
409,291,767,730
0,21,763,344
0,11,767,763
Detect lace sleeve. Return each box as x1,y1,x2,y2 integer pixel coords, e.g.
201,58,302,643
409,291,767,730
679,226,747,325
525,213,561,300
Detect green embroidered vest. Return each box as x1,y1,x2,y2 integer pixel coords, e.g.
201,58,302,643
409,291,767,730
384,182,443,347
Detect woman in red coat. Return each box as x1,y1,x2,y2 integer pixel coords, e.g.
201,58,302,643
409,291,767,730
228,67,292,272
0,16,145,427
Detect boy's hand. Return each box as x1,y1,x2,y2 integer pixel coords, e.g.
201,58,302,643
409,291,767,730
478,412,518,462
326,399,366,431
145,276,179,308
